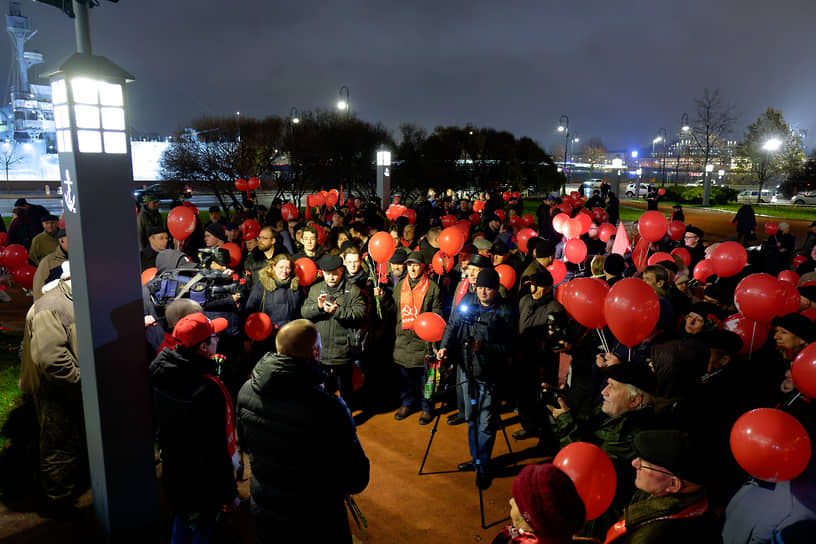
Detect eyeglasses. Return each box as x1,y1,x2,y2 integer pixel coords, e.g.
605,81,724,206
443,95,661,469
633,458,675,477
683,235,697,239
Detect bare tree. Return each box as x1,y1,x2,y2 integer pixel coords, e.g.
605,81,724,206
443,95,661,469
686,89,735,205
0,141,24,189
582,139,607,179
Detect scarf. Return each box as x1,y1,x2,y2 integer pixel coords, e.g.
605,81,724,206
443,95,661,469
400,275,430,330
454,278,471,306
604,496,708,543
204,374,241,473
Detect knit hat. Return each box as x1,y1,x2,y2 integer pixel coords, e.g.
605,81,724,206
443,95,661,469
172,312,228,349
694,329,743,354
685,225,703,238
475,269,500,290
13,198,28,207
490,240,509,256
604,253,625,276
205,223,227,242
389,248,408,264
147,225,167,237
526,270,554,287
317,254,343,271
772,313,816,343
473,238,492,252
512,463,585,538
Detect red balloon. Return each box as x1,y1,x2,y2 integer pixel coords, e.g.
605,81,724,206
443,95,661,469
414,312,446,342
793,255,808,268
456,219,470,235
432,251,454,275
710,241,747,278
141,267,157,286
502,191,511,202
563,218,582,240
734,273,787,323
670,247,691,267
552,213,569,234
558,202,573,216
765,222,779,236
2,244,28,269
553,442,617,521
221,242,242,268
516,228,537,254
494,209,506,222
604,278,660,347
441,214,457,228
469,213,481,226
234,178,248,191
780,281,801,316
730,408,811,482
512,191,520,200
647,252,673,266
564,238,587,264
658,188,666,196
245,312,274,341
575,212,592,235
778,270,800,285
472,200,485,213
792,343,816,398
368,231,396,263
293,257,318,286
548,260,567,285
326,189,339,207
11,264,36,290
167,206,197,241
723,313,770,355
247,176,261,190
312,192,326,207
404,208,417,225
495,264,516,290
58,213,65,229
802,308,816,322
637,211,668,242
563,278,609,329
667,220,686,241
241,219,261,240
693,260,714,282
439,227,466,256
281,202,299,222
598,223,616,243
510,215,523,228
521,213,535,228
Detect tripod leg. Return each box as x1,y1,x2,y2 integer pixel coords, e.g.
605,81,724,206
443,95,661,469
500,425,518,469
479,482,486,529
418,411,443,475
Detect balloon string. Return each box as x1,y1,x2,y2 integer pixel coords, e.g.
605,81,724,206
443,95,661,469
748,321,756,361
786,392,802,407
596,328,609,353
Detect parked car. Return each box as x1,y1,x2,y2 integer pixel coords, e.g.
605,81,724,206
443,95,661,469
625,183,649,198
737,189,775,203
134,183,192,206
771,191,816,206
581,179,603,194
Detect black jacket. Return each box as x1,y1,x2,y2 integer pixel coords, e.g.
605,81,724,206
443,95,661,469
236,353,369,541
149,348,237,519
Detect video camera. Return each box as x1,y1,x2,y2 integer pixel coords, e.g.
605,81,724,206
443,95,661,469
197,247,232,268
546,312,569,348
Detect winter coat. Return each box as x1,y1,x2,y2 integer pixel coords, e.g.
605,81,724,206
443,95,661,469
137,206,164,250
611,489,720,544
439,296,515,382
301,277,366,366
389,275,442,369
149,348,237,519
236,353,369,542
245,273,303,328
32,245,68,302
28,231,59,267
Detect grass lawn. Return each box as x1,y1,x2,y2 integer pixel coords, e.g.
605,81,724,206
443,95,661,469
620,199,815,220
0,331,24,450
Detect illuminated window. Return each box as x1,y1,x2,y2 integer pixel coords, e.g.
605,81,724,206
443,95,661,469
77,130,102,153
103,131,127,154
71,78,99,105
101,107,125,131
74,105,101,129
51,79,67,105
57,129,72,153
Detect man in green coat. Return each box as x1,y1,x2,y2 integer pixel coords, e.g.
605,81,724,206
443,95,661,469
383,251,442,424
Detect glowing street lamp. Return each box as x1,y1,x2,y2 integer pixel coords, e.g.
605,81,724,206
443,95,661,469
289,107,300,124
681,113,690,132
763,138,782,152
337,85,350,118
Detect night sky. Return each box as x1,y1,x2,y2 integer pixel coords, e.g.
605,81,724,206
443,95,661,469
7,0,816,154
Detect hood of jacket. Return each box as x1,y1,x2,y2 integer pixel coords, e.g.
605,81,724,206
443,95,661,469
258,271,299,293
156,249,198,275
250,353,329,394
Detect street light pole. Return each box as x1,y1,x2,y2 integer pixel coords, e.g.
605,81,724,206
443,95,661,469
337,85,350,118
760,138,782,204
558,114,569,195
235,111,241,143
658,128,668,186
676,113,690,186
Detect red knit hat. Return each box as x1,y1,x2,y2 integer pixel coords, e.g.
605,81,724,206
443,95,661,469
172,312,228,348
512,463,585,542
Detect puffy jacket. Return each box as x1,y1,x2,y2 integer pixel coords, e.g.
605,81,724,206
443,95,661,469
236,353,369,542
387,275,442,369
301,277,366,365
149,348,237,519
244,274,303,328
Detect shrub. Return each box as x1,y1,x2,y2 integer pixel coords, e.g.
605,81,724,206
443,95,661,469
661,186,738,205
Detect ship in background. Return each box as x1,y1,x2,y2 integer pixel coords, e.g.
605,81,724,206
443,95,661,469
0,1,165,181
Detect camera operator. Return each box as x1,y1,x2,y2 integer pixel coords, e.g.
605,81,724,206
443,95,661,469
437,269,515,489
514,269,563,452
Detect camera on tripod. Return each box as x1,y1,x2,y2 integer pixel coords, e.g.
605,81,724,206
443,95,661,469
546,312,568,348
198,247,232,268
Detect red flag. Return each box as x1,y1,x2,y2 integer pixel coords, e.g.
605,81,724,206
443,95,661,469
339,185,344,206
304,204,312,221
611,221,630,256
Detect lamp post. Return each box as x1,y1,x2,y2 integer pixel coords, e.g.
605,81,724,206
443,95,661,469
675,113,690,186
558,114,569,194
235,110,241,143
289,106,300,125
657,128,667,185
759,137,782,204
612,157,623,197
337,85,350,118
44,1,157,538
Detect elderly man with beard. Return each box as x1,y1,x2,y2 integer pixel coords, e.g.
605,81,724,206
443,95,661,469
301,254,366,405
379,251,442,424
438,269,515,489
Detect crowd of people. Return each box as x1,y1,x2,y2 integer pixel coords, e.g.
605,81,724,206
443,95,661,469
17,186,816,542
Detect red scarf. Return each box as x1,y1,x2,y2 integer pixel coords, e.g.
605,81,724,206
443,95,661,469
204,374,241,473
400,275,430,330
604,497,709,543
454,278,471,306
